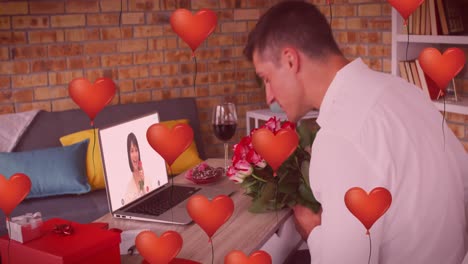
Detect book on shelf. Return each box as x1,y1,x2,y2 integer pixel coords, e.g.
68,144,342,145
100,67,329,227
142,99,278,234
443,0,465,34
402,0,465,35
398,59,444,100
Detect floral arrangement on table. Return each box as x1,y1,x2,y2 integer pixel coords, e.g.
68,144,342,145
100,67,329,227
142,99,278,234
227,117,321,213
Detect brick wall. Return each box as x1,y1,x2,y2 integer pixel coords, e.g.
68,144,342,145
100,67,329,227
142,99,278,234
0,0,466,157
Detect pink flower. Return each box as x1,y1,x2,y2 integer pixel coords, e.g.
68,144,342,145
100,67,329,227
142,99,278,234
281,121,296,131
246,149,266,168
263,117,281,132
227,160,253,183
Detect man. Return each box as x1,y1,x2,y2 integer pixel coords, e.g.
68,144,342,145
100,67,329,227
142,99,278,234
244,1,468,263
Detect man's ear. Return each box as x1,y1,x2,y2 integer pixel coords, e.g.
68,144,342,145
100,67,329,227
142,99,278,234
281,47,300,73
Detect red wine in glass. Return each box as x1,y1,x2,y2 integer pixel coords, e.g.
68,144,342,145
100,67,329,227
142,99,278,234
213,122,237,141
212,103,238,175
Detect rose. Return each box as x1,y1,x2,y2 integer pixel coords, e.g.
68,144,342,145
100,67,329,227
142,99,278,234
227,160,253,183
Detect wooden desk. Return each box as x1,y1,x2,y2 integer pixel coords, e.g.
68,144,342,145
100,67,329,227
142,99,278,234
94,159,298,264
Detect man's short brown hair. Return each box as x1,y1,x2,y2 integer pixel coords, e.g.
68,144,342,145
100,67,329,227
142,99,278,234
243,1,341,63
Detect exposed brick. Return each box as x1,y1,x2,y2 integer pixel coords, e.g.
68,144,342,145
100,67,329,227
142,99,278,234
32,59,67,72
68,56,100,69
65,28,100,42
446,113,467,124
100,0,127,12
135,78,164,90
0,32,26,45
12,89,33,103
164,50,192,63
152,88,181,100
0,17,10,30
192,0,218,9
34,86,68,100
101,54,133,67
51,15,86,28
209,84,236,96
149,64,178,76
0,104,14,114
0,90,12,102
0,76,10,89
217,10,234,21
347,17,369,30
331,17,346,30
196,48,222,60
84,42,117,54
12,16,50,29
116,80,135,92
207,35,234,47
234,9,260,20
17,101,51,112
0,61,29,75
12,46,47,59
166,76,191,88
368,18,391,30
247,0,268,8
359,32,381,43
118,66,149,79
236,82,258,92
48,44,83,57
220,0,236,8
149,38,177,50
333,5,357,17
134,25,163,38
147,12,171,24
121,91,152,104
12,74,48,88
52,98,79,111
29,30,65,44
0,2,28,15
358,4,382,16
382,32,392,45
206,60,234,72
30,1,65,14
101,27,133,40
369,45,390,57
118,39,147,52
128,0,160,11
49,70,84,85
85,68,118,82
122,12,145,24
66,0,99,13
180,62,208,74
463,141,468,152
134,51,164,64
383,58,391,73
87,13,120,26
221,22,247,33
160,0,191,10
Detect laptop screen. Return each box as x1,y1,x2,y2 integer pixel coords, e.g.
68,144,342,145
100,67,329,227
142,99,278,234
99,112,169,212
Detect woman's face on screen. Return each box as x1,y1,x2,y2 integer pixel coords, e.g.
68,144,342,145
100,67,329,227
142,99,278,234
130,142,139,172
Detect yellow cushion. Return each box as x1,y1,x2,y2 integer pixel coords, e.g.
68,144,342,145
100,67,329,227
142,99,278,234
161,119,203,176
60,129,105,190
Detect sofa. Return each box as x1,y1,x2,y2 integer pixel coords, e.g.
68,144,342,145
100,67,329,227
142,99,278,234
0,97,206,235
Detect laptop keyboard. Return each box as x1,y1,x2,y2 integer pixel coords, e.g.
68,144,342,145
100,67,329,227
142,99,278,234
127,185,200,216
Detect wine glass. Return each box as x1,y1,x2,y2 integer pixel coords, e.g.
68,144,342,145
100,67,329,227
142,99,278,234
212,102,238,175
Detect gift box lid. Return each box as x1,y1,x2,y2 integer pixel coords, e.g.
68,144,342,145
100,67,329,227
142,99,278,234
1,218,120,262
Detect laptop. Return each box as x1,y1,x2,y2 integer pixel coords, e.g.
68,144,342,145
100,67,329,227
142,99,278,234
98,111,235,225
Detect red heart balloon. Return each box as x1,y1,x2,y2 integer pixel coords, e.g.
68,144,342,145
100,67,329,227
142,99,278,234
68,77,116,125
387,0,424,21
251,128,299,174
344,187,392,234
146,123,194,166
136,230,183,264
170,8,217,53
224,250,272,264
0,173,31,217
186,194,234,239
418,47,466,91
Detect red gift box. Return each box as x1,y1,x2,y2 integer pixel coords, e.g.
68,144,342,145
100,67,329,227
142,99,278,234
0,218,121,264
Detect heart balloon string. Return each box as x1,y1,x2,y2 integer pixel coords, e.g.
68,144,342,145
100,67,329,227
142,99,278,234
6,216,11,264
367,233,372,264
168,165,174,223
92,124,97,180
405,26,409,61
192,54,198,97
328,0,333,26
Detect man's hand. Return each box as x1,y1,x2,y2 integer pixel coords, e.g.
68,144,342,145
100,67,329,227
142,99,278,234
293,204,322,241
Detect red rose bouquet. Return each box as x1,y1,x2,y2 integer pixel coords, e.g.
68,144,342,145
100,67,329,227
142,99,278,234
227,117,321,213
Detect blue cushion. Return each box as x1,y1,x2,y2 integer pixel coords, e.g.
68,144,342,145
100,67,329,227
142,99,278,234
0,140,91,198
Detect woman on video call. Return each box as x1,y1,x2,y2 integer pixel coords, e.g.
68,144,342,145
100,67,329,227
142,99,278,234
123,132,152,205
